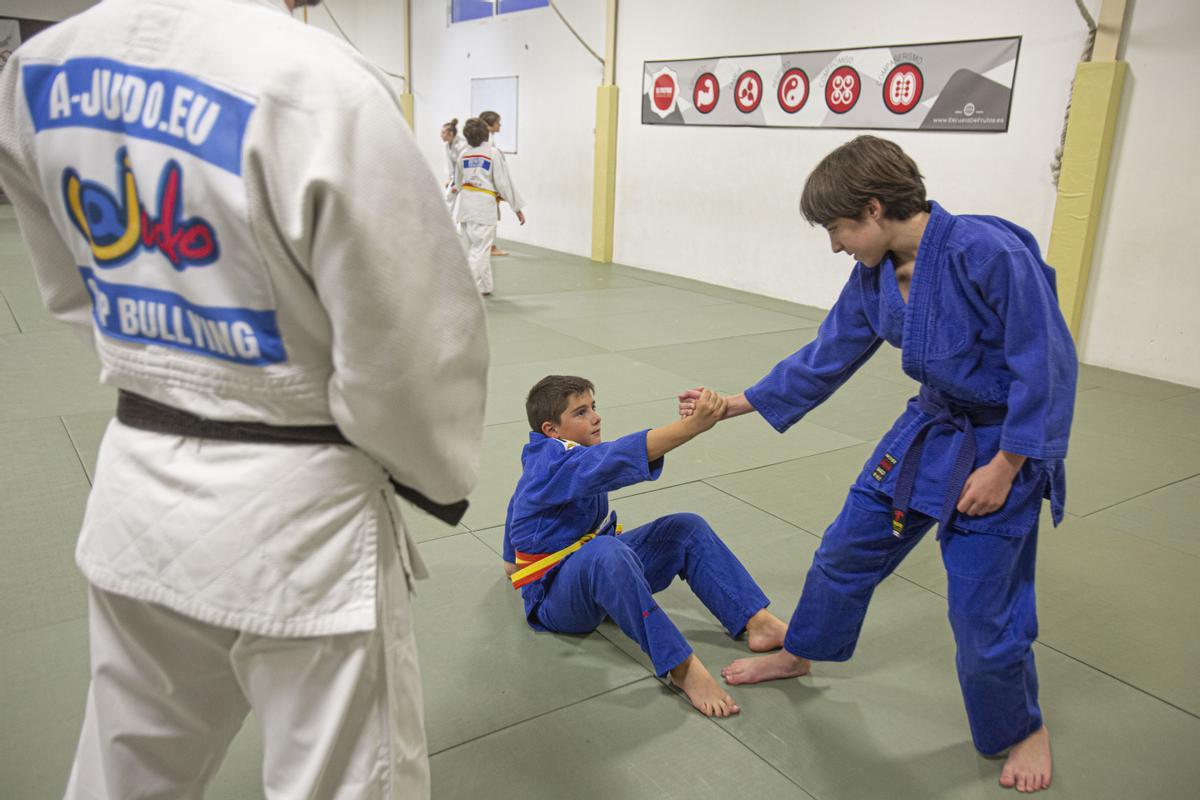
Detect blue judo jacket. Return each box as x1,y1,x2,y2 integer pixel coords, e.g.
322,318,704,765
503,431,664,626
746,202,1078,536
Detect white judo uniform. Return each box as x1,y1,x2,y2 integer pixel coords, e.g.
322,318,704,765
0,0,488,797
453,140,523,294
443,133,466,208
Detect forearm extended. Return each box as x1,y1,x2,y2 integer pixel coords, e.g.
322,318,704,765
722,393,756,420
646,419,697,461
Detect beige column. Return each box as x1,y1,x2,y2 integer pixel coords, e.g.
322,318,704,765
590,0,619,263
1046,0,1130,335
399,0,414,129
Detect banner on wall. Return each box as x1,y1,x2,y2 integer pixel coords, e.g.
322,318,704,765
643,36,1020,132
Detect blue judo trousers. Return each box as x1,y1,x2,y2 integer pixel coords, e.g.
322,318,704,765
504,430,769,677
787,484,1041,755
745,202,1076,755
535,512,770,677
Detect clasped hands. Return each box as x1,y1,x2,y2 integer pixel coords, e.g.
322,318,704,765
677,387,725,432
677,386,1022,518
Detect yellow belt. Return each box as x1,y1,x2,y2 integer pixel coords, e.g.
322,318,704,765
461,183,499,200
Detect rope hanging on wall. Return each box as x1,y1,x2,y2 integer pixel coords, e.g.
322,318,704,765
1051,0,1098,186
320,0,408,84
549,0,604,66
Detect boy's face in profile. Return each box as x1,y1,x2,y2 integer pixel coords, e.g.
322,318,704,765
824,206,888,268
544,391,602,446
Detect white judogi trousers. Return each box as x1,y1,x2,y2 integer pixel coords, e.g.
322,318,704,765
459,222,496,294
64,526,428,800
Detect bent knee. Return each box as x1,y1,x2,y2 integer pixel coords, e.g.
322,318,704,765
582,536,639,572
660,512,715,540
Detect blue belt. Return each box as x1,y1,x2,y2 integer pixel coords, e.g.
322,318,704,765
890,387,1007,539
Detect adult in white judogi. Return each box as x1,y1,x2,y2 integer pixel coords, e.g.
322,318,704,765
453,118,524,295
0,0,488,797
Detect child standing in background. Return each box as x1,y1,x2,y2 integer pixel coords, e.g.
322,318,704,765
454,117,525,295
440,117,466,210
479,110,524,257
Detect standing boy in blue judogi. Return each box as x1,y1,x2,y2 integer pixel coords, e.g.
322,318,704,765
503,376,789,717
680,136,1076,793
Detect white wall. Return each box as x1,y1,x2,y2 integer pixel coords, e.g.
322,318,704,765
399,0,1198,387
410,0,604,255
16,1,1195,387
1075,0,1200,388
613,0,1092,321
306,0,409,97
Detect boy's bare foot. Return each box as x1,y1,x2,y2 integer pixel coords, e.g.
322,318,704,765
999,725,1052,793
721,650,811,685
669,654,740,717
491,246,509,256
744,608,788,652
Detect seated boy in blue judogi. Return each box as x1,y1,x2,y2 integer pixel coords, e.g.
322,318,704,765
501,375,787,717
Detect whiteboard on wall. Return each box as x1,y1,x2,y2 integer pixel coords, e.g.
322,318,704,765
470,76,518,154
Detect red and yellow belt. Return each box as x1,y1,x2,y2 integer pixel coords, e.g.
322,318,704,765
510,516,621,589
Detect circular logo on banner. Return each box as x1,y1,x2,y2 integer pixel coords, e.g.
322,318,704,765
652,72,678,112
883,63,923,114
777,68,810,113
734,70,763,113
825,65,860,114
693,72,719,114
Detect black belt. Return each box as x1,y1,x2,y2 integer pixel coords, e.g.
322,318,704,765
116,390,469,525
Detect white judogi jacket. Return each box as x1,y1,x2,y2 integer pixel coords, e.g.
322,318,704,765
444,134,467,186
0,0,488,637
491,133,526,213
443,133,465,205
454,140,523,225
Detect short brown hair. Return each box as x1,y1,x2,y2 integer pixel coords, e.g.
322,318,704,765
526,375,595,432
479,110,500,128
800,135,929,225
463,117,489,147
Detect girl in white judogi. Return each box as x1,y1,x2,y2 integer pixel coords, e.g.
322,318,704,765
440,117,466,209
454,116,525,295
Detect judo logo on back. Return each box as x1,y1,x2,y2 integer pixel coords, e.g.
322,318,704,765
22,57,255,175
23,57,285,367
63,148,219,271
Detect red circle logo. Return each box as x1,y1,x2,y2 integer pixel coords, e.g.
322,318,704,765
653,73,677,112
825,65,860,114
883,63,923,114
693,72,719,114
777,68,809,113
734,70,763,113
